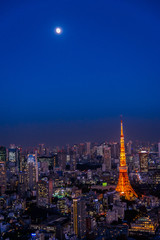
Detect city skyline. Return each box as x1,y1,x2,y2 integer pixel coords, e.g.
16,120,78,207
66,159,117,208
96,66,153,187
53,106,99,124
0,117,159,147
0,0,160,146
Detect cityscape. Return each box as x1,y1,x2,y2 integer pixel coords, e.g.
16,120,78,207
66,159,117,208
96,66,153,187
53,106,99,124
1,0,160,239
0,120,160,239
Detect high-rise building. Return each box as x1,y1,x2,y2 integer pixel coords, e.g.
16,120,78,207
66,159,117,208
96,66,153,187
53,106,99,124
139,151,149,172
70,153,76,171
38,156,55,170
38,144,45,156
37,178,53,207
103,146,111,170
127,140,132,155
111,143,120,159
72,197,86,239
27,162,37,191
0,162,6,196
8,144,18,174
53,154,59,169
0,146,6,162
78,143,85,156
86,142,91,155
97,145,103,156
18,171,27,196
19,155,26,172
58,152,66,170
116,120,138,201
17,147,22,172
26,152,38,192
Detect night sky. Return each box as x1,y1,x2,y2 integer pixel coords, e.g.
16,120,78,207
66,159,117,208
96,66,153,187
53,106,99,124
0,0,160,147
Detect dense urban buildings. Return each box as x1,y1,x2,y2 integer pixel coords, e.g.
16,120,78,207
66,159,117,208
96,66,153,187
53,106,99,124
0,121,159,240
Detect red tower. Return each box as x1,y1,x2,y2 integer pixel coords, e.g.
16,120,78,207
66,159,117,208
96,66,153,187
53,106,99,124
116,120,138,200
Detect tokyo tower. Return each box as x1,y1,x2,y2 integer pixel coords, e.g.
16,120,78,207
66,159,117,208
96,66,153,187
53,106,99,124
116,120,138,200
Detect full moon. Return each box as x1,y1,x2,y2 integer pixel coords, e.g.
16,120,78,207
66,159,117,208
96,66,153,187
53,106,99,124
55,27,62,34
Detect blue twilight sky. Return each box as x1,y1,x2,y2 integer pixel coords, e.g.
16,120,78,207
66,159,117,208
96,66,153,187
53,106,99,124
0,0,160,146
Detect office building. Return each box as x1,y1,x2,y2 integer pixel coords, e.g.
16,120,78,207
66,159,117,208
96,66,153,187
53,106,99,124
72,197,86,239
26,152,38,192
8,144,18,174
103,146,111,170
37,178,52,207
139,151,149,172
127,140,132,155
86,142,91,155
0,162,6,196
0,146,6,162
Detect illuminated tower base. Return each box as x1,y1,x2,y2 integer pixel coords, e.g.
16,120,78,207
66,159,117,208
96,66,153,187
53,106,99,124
116,166,138,201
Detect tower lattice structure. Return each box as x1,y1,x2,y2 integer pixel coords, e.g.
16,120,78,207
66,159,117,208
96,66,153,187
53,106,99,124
116,120,138,201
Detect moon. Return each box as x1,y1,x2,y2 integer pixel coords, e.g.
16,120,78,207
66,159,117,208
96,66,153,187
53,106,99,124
55,27,62,34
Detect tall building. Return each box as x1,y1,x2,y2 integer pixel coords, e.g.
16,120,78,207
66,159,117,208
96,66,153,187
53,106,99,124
139,151,149,172
0,146,6,162
53,154,59,169
27,162,37,191
18,172,27,196
17,147,22,172
86,142,91,155
8,144,18,174
70,153,76,171
19,155,26,172
38,144,45,156
78,143,85,156
37,178,53,207
97,145,103,156
111,143,120,159
58,152,66,170
103,146,111,170
38,156,55,170
127,140,132,155
0,162,6,196
116,120,138,201
72,197,86,239
26,152,38,192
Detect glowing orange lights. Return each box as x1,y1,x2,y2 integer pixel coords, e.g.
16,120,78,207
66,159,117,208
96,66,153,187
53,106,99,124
116,120,138,201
